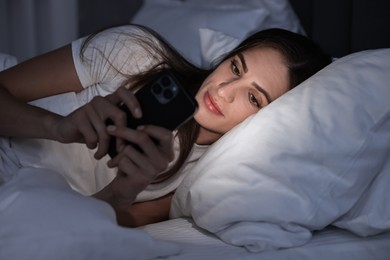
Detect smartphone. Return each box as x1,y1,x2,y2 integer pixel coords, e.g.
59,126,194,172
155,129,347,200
106,71,198,158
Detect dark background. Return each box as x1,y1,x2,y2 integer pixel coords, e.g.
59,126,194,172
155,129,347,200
78,0,390,58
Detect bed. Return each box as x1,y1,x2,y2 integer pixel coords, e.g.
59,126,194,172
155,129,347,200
1,0,390,259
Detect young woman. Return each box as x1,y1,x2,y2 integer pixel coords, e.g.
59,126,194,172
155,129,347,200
0,24,331,226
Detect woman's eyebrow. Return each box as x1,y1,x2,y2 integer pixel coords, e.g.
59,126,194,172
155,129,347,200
237,53,248,73
239,52,272,104
252,82,272,105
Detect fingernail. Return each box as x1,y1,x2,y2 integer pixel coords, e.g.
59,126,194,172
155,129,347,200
134,108,142,118
137,125,145,131
107,125,116,132
118,144,125,152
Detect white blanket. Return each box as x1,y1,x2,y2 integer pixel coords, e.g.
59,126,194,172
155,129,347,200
0,167,180,260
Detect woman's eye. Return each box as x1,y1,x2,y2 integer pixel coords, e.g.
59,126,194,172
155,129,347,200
230,60,241,76
249,93,261,108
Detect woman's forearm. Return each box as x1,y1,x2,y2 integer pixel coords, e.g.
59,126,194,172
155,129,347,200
122,193,173,227
0,45,83,140
0,86,62,139
94,186,173,227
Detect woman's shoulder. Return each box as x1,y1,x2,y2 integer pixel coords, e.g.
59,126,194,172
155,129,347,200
72,24,163,81
92,24,156,41
74,24,159,52
70,24,163,93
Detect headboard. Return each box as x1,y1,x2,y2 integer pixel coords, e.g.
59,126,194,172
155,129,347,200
78,0,390,58
289,0,390,57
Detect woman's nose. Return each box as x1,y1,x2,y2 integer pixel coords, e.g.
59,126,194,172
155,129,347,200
217,81,237,103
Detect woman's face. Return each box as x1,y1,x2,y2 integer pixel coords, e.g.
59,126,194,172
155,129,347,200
194,47,290,144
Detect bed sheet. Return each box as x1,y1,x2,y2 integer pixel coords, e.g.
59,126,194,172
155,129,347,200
140,218,390,260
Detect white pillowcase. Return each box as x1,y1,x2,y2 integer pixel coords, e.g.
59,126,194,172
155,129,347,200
171,48,390,252
333,157,390,236
0,167,180,259
199,28,241,67
185,0,305,34
0,53,17,71
131,0,270,67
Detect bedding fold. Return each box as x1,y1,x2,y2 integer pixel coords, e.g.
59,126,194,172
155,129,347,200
0,167,180,259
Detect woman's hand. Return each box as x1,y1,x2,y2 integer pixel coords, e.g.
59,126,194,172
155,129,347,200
94,124,174,215
52,87,142,159
108,124,174,202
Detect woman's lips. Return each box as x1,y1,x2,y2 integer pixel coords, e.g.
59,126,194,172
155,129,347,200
204,92,223,116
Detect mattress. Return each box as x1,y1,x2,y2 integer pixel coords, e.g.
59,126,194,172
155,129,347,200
141,217,390,260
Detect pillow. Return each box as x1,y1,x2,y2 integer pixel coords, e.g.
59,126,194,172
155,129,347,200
0,167,180,259
171,48,390,252
185,0,305,34
0,53,17,71
131,0,270,68
333,157,390,236
199,28,241,67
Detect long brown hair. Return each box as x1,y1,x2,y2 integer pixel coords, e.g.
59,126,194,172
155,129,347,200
81,25,331,183
219,28,332,91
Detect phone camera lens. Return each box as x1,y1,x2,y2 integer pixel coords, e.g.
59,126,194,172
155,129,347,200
152,83,162,94
161,76,171,87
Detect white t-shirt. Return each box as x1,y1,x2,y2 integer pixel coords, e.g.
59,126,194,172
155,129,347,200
0,25,208,201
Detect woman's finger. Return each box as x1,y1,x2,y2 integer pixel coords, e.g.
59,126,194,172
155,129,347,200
106,125,172,174
104,87,143,155
88,95,128,157
106,87,142,119
105,125,139,167
138,125,175,161
119,145,159,179
62,106,98,148
84,103,111,158
108,141,161,184
90,95,127,128
77,118,98,149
